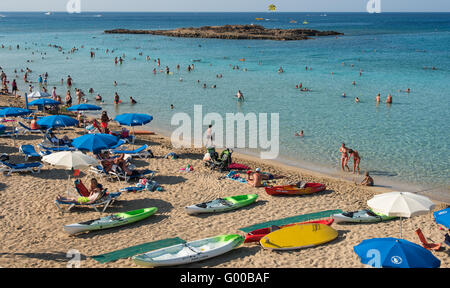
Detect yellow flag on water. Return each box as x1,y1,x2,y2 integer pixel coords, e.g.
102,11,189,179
268,4,276,11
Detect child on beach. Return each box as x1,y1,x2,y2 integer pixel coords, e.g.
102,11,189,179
360,172,374,186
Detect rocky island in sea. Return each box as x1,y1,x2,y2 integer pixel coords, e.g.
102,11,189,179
104,24,343,41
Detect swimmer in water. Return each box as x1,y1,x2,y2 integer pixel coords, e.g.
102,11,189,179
236,90,245,101
342,93,346,98
347,149,361,174
376,93,381,103
114,92,120,104
386,93,392,104
95,94,102,101
129,96,137,104
278,67,284,73
355,97,360,103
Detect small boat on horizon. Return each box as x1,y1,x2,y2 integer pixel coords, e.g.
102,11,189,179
303,20,309,24
45,12,52,16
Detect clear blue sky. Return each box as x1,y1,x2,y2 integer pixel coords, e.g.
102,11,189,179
1,0,450,12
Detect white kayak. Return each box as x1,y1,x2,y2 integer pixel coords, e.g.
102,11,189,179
132,234,244,267
185,194,258,215
332,209,397,224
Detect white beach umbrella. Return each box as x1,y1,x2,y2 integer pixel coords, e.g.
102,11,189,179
28,91,51,99
367,192,435,238
42,151,97,170
42,151,98,195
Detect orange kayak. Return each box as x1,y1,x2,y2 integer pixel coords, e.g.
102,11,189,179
265,183,326,196
133,130,155,135
244,219,334,243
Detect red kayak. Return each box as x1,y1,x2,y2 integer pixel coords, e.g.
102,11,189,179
265,183,326,196
244,219,334,243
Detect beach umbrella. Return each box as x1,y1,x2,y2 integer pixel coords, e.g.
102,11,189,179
367,192,435,238
37,115,79,129
0,107,33,117
29,98,60,106
42,151,97,170
28,91,51,99
114,113,153,126
42,151,98,196
354,238,441,268
114,113,153,145
72,133,119,154
66,104,102,112
433,208,450,229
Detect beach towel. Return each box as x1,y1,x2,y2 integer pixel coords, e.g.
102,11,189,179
91,237,186,264
239,209,343,233
228,163,251,170
226,171,247,183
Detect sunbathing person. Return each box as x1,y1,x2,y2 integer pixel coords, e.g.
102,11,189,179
246,168,263,187
99,152,133,176
56,178,104,204
48,130,72,146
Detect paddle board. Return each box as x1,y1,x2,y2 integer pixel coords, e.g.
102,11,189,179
132,234,244,267
260,223,338,250
133,130,155,135
185,194,258,215
244,219,334,243
64,207,157,235
332,209,397,224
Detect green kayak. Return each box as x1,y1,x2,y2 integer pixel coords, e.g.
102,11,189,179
185,194,258,215
64,207,157,235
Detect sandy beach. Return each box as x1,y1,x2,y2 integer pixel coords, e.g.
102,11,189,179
0,95,448,268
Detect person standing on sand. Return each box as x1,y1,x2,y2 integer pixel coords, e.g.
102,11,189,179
340,143,350,172
347,149,361,174
11,79,18,97
65,90,72,107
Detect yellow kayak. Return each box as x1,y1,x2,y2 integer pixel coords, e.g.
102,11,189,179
260,223,338,250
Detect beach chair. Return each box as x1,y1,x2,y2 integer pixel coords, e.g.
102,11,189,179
37,143,76,156
415,228,442,251
0,130,19,138
54,179,121,213
110,144,153,159
17,122,44,135
445,234,450,247
0,161,43,176
89,163,155,183
19,144,41,161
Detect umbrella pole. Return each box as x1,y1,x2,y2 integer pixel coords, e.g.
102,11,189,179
400,216,403,238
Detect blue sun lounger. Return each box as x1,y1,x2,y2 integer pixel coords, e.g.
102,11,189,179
37,143,77,156
110,144,153,159
0,161,43,176
20,145,41,161
18,122,44,134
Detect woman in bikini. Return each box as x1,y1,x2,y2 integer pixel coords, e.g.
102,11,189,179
347,149,361,174
340,143,350,172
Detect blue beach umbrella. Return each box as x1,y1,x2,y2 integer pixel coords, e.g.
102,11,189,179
67,104,102,112
353,238,441,268
433,208,450,229
0,107,33,117
29,98,60,106
114,113,153,127
37,115,79,129
72,133,120,153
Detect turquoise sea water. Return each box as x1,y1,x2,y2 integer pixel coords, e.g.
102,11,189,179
0,12,449,197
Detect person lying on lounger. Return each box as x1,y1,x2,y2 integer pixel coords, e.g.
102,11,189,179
48,130,72,146
99,152,133,176
56,178,104,204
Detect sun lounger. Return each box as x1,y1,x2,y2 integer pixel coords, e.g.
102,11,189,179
110,144,153,159
445,234,450,247
0,130,19,138
19,145,41,161
37,143,76,156
415,228,442,251
18,122,44,134
90,164,155,183
54,179,121,213
0,161,43,176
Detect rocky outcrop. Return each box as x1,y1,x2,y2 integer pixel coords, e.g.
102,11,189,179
104,25,343,41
